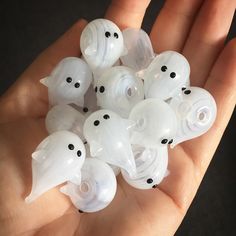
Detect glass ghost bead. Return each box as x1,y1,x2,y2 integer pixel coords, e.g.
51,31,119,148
25,131,86,203
144,51,190,100
40,57,92,106
120,28,155,71
122,146,168,189
129,98,178,148
80,19,125,76
169,87,217,147
45,104,86,140
83,109,136,176
95,66,144,118
60,158,117,213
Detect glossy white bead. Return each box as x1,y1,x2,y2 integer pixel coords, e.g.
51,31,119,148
120,28,155,71
129,98,178,148
40,57,93,106
83,109,136,176
45,104,85,140
80,19,124,75
25,131,86,203
95,66,144,117
122,145,168,189
144,51,190,100
60,158,117,213
169,87,217,147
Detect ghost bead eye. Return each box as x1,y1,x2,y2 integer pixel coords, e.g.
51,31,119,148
94,120,100,126
68,144,74,150
77,150,82,157
103,114,110,119
114,32,119,39
83,107,89,113
184,90,191,95
99,86,105,93
147,178,153,184
95,86,98,93
182,87,186,91
66,77,72,83
152,184,158,189
161,139,168,144
168,139,173,144
170,72,176,78
74,82,80,88
161,66,167,72
105,31,111,38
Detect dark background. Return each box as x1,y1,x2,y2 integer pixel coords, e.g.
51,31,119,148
0,0,235,235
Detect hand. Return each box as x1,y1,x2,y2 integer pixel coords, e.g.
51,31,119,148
0,0,235,235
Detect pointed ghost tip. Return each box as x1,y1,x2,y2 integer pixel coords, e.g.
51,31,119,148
40,77,49,87
60,185,68,195
25,195,34,204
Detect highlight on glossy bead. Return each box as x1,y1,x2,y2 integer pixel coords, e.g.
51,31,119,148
60,158,117,213
45,104,85,139
80,19,125,75
83,109,136,176
120,28,155,71
40,57,92,106
95,66,144,117
169,87,217,147
122,145,168,189
144,51,190,100
129,98,178,148
25,131,86,203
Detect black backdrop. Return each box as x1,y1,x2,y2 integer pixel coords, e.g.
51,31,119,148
1,0,236,235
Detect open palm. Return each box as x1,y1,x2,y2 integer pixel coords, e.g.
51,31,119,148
0,1,235,235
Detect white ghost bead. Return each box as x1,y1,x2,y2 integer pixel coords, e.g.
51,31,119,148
83,109,136,176
120,28,155,71
80,19,125,76
41,57,92,106
129,98,178,148
144,51,190,100
95,66,144,118
122,146,168,189
45,104,85,140
25,131,86,203
169,87,217,147
60,158,117,213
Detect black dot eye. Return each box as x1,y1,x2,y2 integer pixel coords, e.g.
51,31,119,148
105,31,111,38
103,114,110,119
66,77,72,83
74,82,80,88
161,66,167,72
147,178,153,184
114,32,119,38
152,184,158,189
184,90,191,95
68,144,74,150
94,86,98,93
161,139,168,144
84,141,87,144
83,107,88,113
94,120,100,126
182,87,186,91
77,150,82,157
168,139,173,144
170,72,176,78
99,86,105,93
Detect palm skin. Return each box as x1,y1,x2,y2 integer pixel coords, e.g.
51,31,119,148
0,0,236,235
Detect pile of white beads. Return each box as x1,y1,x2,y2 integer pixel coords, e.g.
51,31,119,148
25,19,217,213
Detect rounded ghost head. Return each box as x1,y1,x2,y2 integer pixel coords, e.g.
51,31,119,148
129,99,178,148
169,87,217,147
43,57,92,106
144,51,190,100
80,19,124,74
83,109,122,144
95,66,144,117
60,158,117,213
